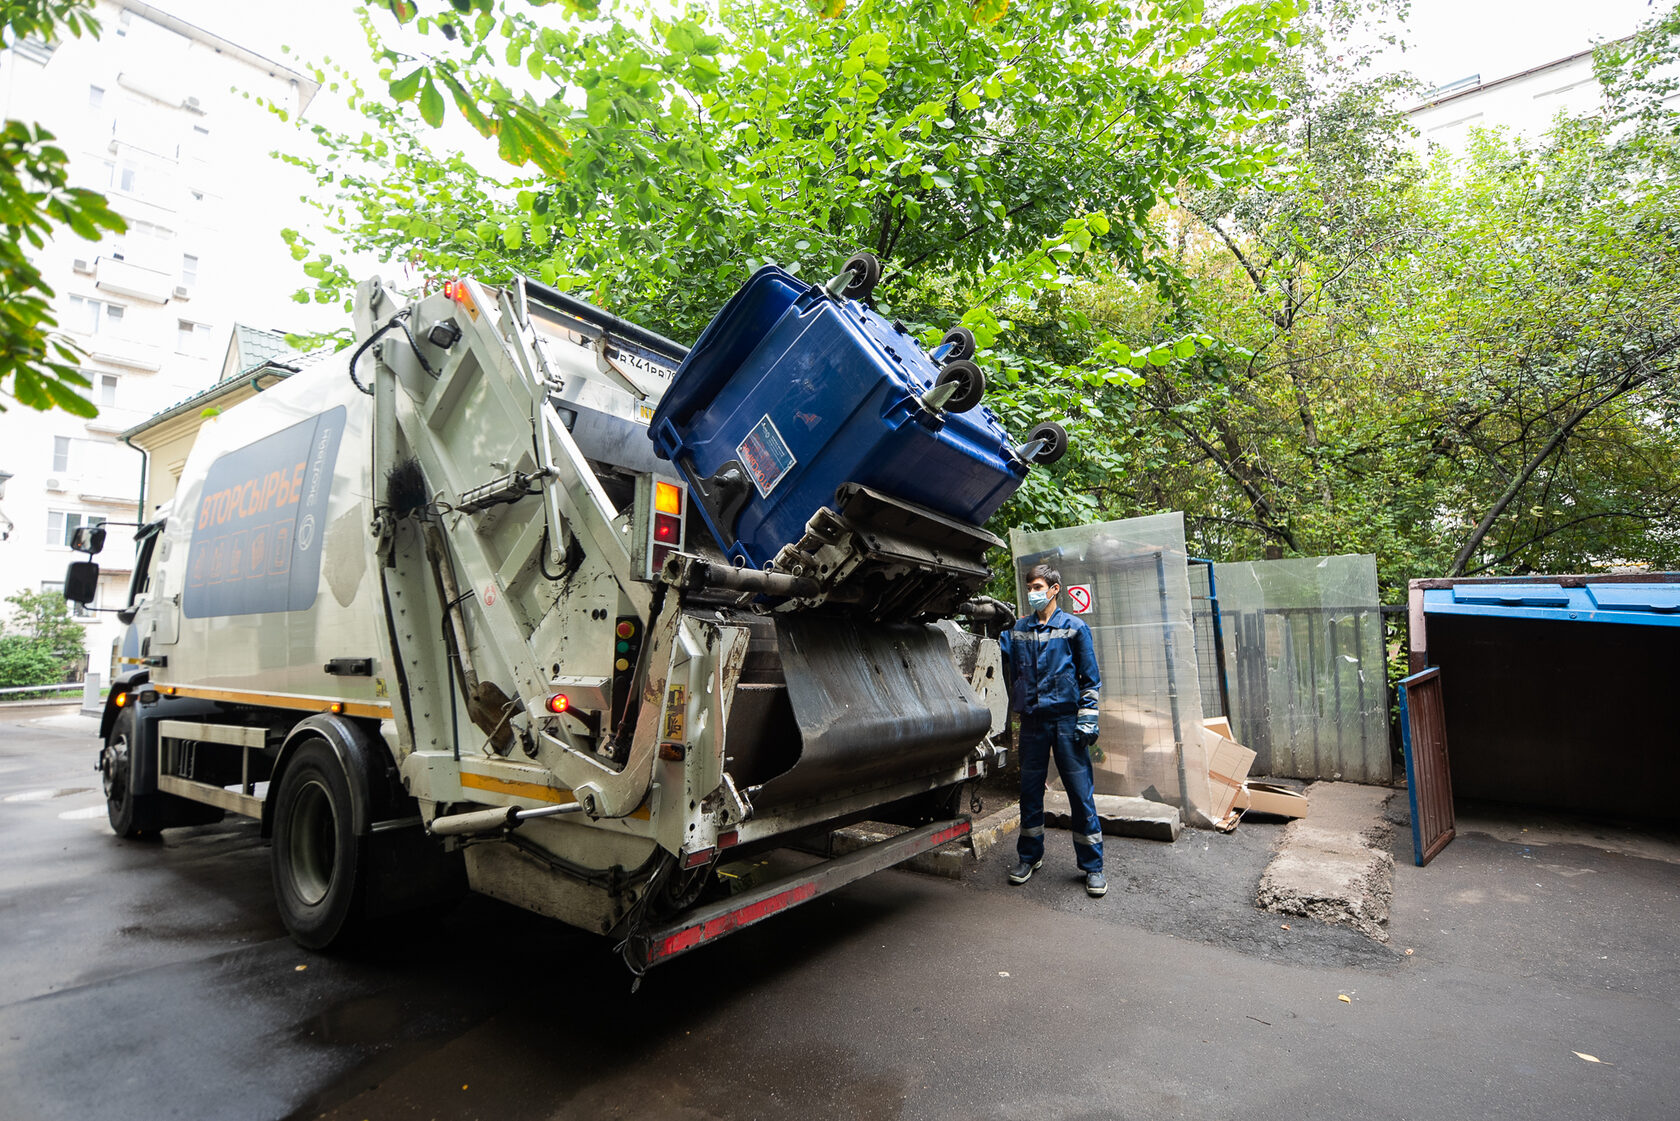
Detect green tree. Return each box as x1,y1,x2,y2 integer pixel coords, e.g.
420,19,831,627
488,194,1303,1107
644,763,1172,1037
0,636,61,688
1,1,128,416
278,0,1306,534
5,588,87,666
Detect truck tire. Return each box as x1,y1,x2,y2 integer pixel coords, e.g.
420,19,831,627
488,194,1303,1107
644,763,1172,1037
103,707,160,839
271,739,368,950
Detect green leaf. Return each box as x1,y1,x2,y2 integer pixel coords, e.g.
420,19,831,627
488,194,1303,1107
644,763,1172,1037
418,79,445,127
389,68,424,103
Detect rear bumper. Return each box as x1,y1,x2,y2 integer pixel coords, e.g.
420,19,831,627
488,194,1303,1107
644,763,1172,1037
629,816,971,971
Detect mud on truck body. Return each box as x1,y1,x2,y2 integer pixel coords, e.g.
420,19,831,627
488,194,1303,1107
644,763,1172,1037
75,256,1066,972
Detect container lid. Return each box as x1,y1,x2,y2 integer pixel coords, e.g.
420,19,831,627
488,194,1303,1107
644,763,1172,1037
1424,579,1680,627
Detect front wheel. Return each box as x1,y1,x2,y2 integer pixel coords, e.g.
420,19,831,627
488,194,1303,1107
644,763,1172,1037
103,708,160,839
271,740,368,950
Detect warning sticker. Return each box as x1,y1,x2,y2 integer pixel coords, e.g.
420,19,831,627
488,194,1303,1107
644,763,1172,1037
736,414,796,498
662,684,687,739
1066,585,1093,614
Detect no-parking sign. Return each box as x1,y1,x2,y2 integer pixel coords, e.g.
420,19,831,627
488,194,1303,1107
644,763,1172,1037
1066,584,1093,614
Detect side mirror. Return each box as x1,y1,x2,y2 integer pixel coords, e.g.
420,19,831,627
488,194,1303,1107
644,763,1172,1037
70,524,107,555
63,561,99,606
116,606,138,625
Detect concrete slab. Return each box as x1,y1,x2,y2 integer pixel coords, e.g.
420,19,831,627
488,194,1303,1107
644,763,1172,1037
1043,790,1182,842
1257,781,1395,942
966,803,1020,860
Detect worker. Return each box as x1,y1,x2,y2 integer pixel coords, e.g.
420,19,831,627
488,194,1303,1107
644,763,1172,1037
999,563,1106,897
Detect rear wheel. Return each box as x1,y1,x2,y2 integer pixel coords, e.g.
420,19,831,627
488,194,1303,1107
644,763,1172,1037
934,359,986,413
839,251,881,301
271,740,367,950
938,325,977,362
103,708,160,839
1026,420,1069,465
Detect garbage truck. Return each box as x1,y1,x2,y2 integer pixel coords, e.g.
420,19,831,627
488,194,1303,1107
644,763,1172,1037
70,253,1068,972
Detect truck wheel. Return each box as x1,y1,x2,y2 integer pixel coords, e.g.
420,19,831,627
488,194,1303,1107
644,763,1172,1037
103,708,160,839
271,740,368,950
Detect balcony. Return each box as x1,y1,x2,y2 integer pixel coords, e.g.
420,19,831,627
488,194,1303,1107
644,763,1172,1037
86,335,165,372
94,255,174,304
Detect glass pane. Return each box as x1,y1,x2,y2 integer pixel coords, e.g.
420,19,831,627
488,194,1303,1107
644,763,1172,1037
1216,556,1390,784
1011,513,1215,823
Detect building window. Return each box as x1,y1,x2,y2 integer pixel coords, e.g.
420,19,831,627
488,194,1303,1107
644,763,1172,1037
89,85,104,109
177,319,212,355
116,9,132,36
52,436,71,473
41,580,93,618
47,511,105,549
181,253,198,287
101,157,142,195
99,374,118,408
67,295,125,337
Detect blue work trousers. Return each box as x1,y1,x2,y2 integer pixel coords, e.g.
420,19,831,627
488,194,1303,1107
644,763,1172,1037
1017,713,1104,873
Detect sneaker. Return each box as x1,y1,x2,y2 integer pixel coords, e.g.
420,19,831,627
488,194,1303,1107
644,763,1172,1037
1007,858,1043,885
1085,871,1108,898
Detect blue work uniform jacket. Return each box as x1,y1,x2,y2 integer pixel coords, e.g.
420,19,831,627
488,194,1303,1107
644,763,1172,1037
999,607,1101,720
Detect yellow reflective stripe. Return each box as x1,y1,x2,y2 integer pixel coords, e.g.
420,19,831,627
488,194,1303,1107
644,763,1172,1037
460,770,576,805
151,683,391,720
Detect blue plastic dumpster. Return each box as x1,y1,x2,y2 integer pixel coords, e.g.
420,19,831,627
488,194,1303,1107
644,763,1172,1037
649,266,1028,568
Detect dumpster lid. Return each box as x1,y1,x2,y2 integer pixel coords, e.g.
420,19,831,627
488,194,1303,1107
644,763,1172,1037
1424,581,1680,626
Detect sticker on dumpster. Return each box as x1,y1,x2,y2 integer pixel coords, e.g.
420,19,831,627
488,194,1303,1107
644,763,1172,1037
736,414,797,498
1066,585,1093,614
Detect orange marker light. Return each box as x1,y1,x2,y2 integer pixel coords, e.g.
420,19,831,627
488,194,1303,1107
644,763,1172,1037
329,702,345,714
654,480,682,515
112,691,128,708
546,694,570,715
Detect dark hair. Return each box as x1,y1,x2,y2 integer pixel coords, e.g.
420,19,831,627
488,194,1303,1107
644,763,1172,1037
1028,563,1060,589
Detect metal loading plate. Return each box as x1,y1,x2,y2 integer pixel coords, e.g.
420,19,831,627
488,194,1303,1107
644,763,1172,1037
748,615,993,809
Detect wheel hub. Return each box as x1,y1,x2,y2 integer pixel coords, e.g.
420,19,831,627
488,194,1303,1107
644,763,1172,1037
102,735,129,806
285,778,339,907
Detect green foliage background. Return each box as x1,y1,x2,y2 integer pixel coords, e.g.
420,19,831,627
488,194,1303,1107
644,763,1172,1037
13,0,1665,601
276,0,1680,594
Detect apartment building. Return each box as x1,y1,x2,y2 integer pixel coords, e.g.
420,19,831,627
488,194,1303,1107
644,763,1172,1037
1406,46,1609,153
0,1,317,671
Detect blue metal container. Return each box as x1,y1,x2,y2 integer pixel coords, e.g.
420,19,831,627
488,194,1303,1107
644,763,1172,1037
649,266,1028,567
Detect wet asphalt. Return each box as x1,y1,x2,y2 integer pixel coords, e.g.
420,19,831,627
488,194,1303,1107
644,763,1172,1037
2,707,1678,1121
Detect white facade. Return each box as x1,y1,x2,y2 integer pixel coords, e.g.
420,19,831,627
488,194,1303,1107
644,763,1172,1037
0,2,317,672
1406,48,1608,154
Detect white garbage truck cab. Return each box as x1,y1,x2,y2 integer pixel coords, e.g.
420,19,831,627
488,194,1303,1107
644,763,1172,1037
79,269,1017,971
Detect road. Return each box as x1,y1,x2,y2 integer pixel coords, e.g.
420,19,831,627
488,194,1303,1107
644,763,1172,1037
3,706,1678,1121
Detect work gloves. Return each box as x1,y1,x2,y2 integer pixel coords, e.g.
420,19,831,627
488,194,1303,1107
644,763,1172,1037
1077,716,1099,746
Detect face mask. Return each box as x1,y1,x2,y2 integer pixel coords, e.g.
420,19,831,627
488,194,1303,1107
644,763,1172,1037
1027,590,1050,611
